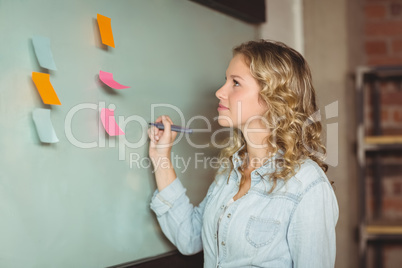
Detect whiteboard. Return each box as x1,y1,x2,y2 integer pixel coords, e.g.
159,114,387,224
0,0,256,267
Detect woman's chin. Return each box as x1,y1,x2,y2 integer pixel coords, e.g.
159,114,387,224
217,117,233,128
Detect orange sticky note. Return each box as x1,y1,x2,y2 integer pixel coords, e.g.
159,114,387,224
97,14,115,48
31,72,61,105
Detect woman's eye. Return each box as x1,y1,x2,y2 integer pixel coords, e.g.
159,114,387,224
233,79,240,87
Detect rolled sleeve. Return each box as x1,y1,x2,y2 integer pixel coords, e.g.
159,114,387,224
150,178,186,217
149,178,216,255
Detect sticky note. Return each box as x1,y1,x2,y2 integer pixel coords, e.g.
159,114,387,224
97,14,115,47
32,72,61,105
32,108,59,143
32,35,57,71
100,108,124,136
99,70,129,89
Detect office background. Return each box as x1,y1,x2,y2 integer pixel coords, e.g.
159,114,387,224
1,0,402,267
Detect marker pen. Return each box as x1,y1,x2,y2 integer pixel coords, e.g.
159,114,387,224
149,122,193,134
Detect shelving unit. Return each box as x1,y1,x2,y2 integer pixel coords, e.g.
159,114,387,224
356,66,402,268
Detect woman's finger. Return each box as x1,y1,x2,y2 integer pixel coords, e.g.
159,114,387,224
166,116,173,125
161,116,172,135
148,128,156,144
147,127,151,138
154,115,163,124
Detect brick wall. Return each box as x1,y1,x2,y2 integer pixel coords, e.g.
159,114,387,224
363,1,402,267
365,1,402,65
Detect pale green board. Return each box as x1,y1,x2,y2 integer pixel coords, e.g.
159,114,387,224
0,0,256,267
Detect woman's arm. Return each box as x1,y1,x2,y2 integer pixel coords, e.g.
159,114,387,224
150,178,216,255
148,115,213,255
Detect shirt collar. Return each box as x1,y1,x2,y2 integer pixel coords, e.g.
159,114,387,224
231,145,283,181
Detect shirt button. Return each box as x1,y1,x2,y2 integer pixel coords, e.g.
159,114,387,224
221,205,225,209
221,241,225,246
214,234,217,239
227,213,231,218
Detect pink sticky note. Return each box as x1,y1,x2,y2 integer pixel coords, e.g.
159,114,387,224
100,108,125,136
99,70,129,89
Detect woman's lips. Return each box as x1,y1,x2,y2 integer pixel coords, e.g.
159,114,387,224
218,104,229,111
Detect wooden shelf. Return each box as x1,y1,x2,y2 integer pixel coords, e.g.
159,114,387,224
356,67,402,267
364,136,402,151
365,135,402,145
366,225,402,235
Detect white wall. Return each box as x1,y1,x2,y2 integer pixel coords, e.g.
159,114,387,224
259,0,304,54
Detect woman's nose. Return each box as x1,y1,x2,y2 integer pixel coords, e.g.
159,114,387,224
215,85,226,100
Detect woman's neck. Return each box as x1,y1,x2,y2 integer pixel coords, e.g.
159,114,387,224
241,124,272,169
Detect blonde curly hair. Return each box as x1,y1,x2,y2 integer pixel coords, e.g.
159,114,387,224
218,40,328,192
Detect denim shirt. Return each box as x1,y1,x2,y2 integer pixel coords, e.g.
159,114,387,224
150,150,339,268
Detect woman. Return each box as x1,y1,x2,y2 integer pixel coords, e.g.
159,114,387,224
148,40,339,268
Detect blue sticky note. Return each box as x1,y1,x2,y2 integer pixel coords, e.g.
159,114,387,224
32,35,57,71
32,108,59,143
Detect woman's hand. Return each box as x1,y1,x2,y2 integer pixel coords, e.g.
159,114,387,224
147,115,178,171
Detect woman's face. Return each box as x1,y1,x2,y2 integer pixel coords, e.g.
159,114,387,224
216,53,268,130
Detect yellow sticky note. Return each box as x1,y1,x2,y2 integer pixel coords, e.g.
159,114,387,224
32,72,61,105
97,14,115,48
